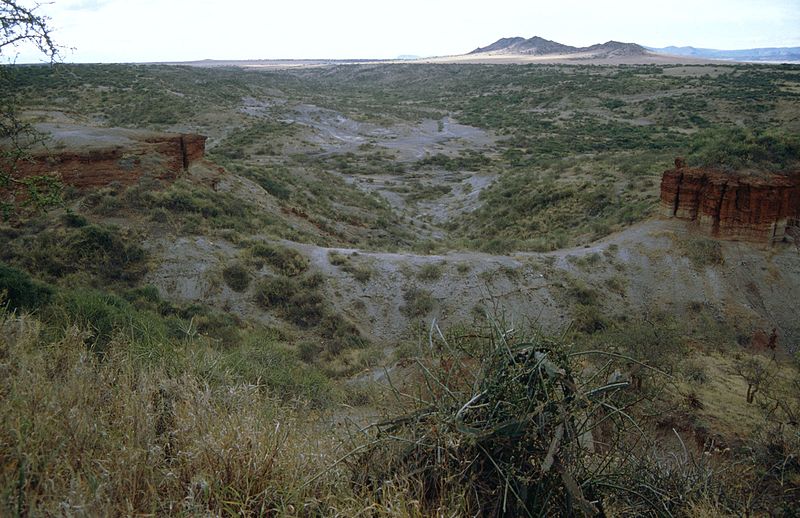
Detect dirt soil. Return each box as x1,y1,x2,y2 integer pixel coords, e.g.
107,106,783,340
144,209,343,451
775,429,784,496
146,215,800,350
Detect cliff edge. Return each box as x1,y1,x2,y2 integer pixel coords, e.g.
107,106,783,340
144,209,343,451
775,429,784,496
4,124,207,190
660,158,800,244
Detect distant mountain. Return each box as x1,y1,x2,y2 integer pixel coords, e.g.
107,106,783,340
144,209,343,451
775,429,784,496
470,36,578,56
648,45,800,63
583,41,648,58
470,37,528,54
469,36,647,58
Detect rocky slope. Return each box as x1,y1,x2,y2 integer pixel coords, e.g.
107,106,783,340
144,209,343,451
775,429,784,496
660,158,800,244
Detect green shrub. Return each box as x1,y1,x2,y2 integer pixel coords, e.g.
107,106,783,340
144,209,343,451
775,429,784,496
57,289,132,350
61,212,88,228
329,251,373,282
680,237,724,268
572,303,608,334
60,225,147,281
250,243,309,276
342,262,373,283
417,263,444,282
353,329,653,516
0,262,53,311
604,275,627,296
257,176,291,200
401,287,435,318
194,312,242,346
255,276,297,308
285,291,325,328
319,313,365,355
564,278,599,306
328,251,348,266
222,263,250,292
297,340,322,363
123,285,162,305
255,274,326,328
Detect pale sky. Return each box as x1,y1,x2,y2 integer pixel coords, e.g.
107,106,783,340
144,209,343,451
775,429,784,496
9,0,800,63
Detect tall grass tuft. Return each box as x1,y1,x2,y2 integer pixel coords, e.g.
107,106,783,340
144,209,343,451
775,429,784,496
0,308,343,516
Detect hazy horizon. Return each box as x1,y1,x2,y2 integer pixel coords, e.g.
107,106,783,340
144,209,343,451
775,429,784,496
7,0,800,63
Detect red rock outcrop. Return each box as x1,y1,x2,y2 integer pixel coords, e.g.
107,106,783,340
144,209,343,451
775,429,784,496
8,132,206,190
661,158,800,244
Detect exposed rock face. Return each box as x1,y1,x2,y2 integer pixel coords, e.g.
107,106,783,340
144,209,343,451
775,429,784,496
661,158,800,243
8,130,207,190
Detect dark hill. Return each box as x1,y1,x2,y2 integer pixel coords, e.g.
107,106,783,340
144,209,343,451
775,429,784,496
470,36,647,57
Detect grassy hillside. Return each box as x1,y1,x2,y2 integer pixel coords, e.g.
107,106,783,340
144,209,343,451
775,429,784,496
2,62,799,515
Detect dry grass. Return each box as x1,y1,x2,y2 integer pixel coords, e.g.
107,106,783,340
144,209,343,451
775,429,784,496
674,350,799,441
0,311,347,516
2,305,799,515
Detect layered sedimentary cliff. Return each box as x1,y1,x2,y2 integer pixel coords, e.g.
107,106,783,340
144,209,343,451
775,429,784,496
661,158,800,243
8,129,206,190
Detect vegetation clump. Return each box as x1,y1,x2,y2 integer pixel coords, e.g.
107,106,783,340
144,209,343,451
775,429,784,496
250,243,309,276
255,273,323,328
400,287,435,318
0,261,53,311
328,250,373,283
352,329,642,515
677,236,724,268
222,262,250,292
3,224,146,282
417,262,444,282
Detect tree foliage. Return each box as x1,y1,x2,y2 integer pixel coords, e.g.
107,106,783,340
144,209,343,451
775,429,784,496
1,0,58,61
1,0,60,219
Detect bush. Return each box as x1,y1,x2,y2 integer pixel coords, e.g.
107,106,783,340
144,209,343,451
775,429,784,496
285,290,325,328
224,334,332,406
57,289,132,350
319,313,365,355
572,303,608,334
417,263,444,282
61,212,88,228
0,262,53,311
328,251,348,266
564,278,599,306
297,340,322,363
222,263,250,292
60,224,147,281
123,284,162,306
342,262,372,283
328,251,373,283
255,276,297,308
250,243,309,276
680,237,724,268
401,287,435,318
255,274,326,328
353,330,647,515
